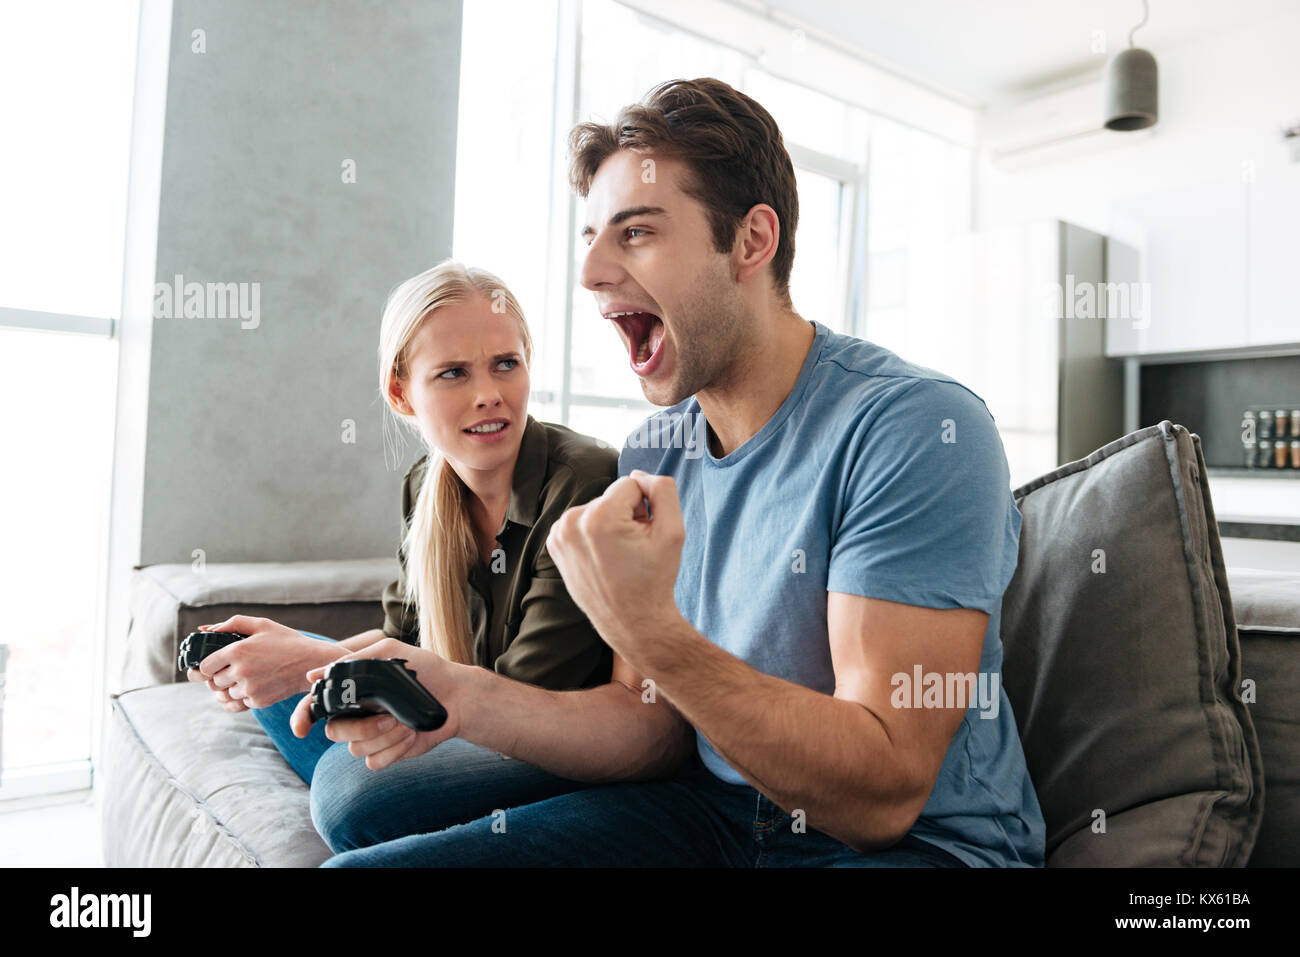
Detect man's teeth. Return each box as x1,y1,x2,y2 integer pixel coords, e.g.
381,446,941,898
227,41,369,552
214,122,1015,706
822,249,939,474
467,422,506,433
608,312,663,366
635,319,664,365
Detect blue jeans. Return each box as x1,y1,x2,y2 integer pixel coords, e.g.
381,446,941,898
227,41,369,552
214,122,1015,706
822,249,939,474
321,754,968,868
252,631,595,853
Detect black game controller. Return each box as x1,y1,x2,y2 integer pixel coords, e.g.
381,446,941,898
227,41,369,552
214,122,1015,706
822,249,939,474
177,631,249,673
308,658,448,732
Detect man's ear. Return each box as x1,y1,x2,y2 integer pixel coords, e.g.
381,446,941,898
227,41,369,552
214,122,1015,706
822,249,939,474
733,203,781,287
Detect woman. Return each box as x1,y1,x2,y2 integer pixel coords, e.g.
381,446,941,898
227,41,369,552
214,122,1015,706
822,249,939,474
191,260,618,852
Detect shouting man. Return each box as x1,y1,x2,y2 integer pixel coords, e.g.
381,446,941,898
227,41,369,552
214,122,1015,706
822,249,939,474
311,77,1045,868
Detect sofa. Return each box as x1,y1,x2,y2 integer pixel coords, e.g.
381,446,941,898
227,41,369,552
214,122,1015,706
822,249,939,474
101,421,1298,867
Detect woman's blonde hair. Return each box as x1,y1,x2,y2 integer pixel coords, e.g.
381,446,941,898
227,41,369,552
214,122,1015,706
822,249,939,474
378,260,533,664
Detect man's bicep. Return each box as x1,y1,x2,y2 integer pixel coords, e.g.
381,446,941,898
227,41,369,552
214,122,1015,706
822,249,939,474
827,591,986,769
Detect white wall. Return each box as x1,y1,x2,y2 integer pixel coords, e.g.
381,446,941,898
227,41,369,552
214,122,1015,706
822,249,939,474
975,7,1300,242
619,0,979,148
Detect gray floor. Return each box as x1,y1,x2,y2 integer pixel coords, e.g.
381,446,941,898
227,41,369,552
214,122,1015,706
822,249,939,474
0,788,104,867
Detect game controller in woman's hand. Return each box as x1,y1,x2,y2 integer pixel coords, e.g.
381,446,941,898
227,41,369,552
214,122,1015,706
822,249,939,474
177,631,249,673
307,658,448,732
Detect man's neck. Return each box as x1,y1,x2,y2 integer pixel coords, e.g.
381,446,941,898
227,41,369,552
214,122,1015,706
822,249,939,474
695,310,815,458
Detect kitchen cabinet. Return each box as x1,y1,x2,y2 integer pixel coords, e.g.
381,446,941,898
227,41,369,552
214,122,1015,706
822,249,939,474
1109,177,1249,356
1247,167,1300,346
1108,167,1300,357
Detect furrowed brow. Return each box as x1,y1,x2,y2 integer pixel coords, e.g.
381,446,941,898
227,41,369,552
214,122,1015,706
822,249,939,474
432,352,521,369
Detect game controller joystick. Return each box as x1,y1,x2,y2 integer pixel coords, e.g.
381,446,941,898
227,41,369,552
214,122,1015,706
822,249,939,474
308,658,448,732
177,631,249,673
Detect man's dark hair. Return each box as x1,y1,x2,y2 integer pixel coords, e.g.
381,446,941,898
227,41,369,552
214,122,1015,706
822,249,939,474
568,77,799,304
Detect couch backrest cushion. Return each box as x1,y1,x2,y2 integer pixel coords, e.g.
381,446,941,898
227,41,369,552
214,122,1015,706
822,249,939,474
120,559,398,693
999,421,1263,866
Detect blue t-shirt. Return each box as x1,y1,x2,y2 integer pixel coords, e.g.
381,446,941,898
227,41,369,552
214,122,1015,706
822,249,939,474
618,320,1045,867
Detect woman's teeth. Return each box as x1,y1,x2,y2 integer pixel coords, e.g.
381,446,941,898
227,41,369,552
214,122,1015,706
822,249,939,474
467,422,506,433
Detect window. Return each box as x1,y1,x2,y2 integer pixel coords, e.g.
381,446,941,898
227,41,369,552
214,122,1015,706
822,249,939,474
451,0,564,425
863,115,974,375
0,0,139,797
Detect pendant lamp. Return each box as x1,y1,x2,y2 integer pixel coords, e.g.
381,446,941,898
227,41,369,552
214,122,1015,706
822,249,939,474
1104,0,1158,131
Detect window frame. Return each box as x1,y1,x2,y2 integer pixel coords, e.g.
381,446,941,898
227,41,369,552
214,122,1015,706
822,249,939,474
0,308,116,338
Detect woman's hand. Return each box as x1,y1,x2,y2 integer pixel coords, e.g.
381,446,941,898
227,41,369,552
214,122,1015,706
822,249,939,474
185,615,344,711
288,637,462,770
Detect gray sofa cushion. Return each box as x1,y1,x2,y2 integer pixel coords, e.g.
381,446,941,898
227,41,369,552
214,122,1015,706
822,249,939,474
1000,421,1264,866
1229,567,1300,635
103,681,330,867
1228,567,1300,867
119,559,398,693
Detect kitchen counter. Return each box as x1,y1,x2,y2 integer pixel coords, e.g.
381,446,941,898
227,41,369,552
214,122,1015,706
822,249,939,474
1205,472,1300,571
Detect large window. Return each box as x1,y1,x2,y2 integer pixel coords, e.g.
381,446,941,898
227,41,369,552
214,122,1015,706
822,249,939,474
0,1,139,797
451,0,565,425
454,0,972,450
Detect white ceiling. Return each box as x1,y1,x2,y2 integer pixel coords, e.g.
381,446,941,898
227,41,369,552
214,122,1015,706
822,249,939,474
752,0,1297,108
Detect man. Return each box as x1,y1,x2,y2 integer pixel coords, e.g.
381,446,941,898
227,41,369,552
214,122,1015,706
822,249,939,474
309,77,1045,867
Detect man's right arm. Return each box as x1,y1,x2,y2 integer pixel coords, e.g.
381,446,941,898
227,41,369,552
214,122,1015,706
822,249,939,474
453,650,696,783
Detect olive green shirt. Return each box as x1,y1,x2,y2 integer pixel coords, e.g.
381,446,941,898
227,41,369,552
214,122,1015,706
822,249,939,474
380,415,617,690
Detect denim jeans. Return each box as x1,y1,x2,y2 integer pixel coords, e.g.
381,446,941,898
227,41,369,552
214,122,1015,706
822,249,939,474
320,753,968,868
251,632,595,853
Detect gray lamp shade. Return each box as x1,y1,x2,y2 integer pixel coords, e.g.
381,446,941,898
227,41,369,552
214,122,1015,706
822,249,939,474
1104,47,1158,131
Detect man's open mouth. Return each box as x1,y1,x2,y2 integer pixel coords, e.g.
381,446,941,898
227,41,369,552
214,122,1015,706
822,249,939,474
607,311,665,368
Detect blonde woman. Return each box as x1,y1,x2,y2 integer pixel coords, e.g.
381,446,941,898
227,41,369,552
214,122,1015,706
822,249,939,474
192,260,617,852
